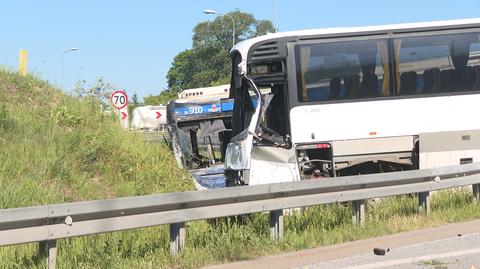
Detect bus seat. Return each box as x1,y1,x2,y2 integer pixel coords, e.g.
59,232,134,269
399,71,417,95
422,69,433,93
472,65,480,91
359,74,378,97
329,77,341,100
466,65,480,91
453,68,469,91
466,66,475,90
431,68,441,93
440,69,455,92
344,74,360,98
422,68,441,93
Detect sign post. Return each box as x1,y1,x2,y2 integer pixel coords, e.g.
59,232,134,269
155,111,162,131
18,49,28,77
110,90,129,129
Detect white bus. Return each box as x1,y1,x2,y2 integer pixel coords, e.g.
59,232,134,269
178,84,230,101
223,18,480,186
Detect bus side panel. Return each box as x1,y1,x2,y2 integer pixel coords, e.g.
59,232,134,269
420,130,480,169
332,136,414,170
289,94,480,144
332,136,414,156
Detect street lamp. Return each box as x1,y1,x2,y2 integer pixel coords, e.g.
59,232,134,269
275,0,278,32
203,9,236,48
61,47,79,89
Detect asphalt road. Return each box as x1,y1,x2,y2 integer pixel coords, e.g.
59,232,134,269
203,219,480,269
299,233,480,269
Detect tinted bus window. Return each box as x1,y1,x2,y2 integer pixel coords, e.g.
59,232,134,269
395,31,480,95
295,39,391,102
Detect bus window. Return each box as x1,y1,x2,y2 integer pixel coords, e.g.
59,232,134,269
295,39,391,102
469,42,480,91
395,31,480,95
261,84,286,136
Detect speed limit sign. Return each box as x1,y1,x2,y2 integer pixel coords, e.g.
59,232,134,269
110,90,128,109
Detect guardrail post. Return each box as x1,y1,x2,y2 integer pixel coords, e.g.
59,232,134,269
39,240,57,269
418,191,430,215
352,200,365,226
169,222,185,255
269,209,284,241
473,184,480,203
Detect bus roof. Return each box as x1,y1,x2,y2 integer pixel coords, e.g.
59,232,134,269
180,84,230,94
231,18,480,74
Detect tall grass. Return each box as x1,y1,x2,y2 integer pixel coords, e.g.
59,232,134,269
0,70,191,209
0,70,479,268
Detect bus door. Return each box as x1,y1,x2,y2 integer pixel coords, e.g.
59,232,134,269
225,75,299,185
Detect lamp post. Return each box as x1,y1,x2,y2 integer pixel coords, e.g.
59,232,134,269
203,9,235,48
275,0,278,32
61,47,79,89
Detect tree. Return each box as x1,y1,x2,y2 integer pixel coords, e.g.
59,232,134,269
74,77,115,106
132,92,139,105
166,49,196,90
255,20,276,36
127,92,142,117
167,10,274,91
144,90,178,106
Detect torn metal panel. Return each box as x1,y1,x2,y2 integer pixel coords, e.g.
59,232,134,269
248,146,299,185
224,76,263,171
225,135,253,170
167,124,190,169
198,120,226,138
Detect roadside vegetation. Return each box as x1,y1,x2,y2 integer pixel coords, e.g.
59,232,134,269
1,69,480,268
0,69,191,209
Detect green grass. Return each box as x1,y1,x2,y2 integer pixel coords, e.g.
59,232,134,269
0,69,191,208
1,69,480,268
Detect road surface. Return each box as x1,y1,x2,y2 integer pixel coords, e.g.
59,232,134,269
299,232,480,269
203,219,480,269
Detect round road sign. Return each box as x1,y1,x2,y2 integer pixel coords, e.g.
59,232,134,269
110,90,128,109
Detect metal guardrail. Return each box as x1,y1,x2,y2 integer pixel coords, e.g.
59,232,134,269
1,163,480,268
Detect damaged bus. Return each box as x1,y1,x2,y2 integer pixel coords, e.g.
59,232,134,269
224,18,480,186
166,85,234,189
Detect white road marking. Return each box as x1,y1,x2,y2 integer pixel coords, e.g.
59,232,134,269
340,247,480,269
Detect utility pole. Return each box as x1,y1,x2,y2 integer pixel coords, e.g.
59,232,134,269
275,0,278,32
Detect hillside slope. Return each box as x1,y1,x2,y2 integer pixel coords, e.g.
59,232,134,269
0,69,192,209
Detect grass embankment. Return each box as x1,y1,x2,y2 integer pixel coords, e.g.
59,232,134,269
0,70,479,268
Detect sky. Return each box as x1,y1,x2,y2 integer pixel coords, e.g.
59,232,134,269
1,0,480,101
